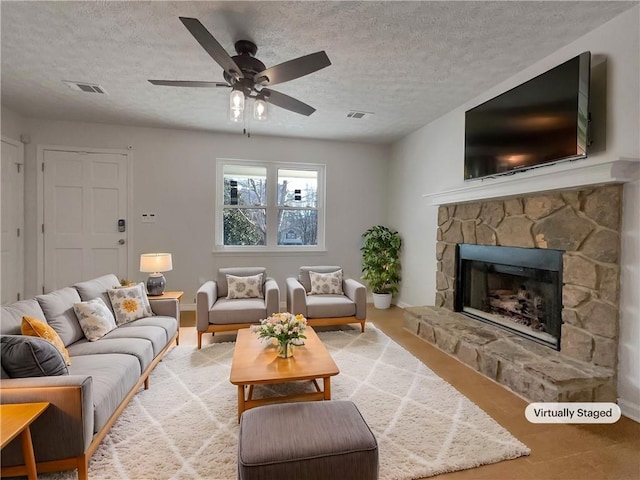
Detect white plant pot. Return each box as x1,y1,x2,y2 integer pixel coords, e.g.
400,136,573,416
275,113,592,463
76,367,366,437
372,293,392,309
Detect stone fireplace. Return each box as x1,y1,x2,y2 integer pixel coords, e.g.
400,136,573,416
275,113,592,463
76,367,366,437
404,182,623,403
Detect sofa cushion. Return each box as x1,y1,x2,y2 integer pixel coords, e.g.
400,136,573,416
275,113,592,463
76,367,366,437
309,269,343,295
0,335,69,378
67,336,154,372
299,266,342,293
306,295,356,319
36,287,84,347
100,324,167,357
226,273,264,299
21,316,71,365
67,353,141,434
73,274,121,316
0,299,47,336
107,283,154,326
209,298,266,325
73,298,118,341
118,316,178,346
217,267,267,299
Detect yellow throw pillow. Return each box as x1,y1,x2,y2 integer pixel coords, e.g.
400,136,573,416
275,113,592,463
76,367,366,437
21,316,72,366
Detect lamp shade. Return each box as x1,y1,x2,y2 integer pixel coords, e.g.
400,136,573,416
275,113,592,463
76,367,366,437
139,253,173,273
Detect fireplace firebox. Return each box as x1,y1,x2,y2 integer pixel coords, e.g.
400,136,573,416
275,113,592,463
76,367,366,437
455,244,563,349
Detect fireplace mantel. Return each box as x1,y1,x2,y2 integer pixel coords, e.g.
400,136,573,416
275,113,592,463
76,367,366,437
423,158,639,206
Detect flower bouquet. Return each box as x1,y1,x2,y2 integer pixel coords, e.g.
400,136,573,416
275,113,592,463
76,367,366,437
251,312,308,358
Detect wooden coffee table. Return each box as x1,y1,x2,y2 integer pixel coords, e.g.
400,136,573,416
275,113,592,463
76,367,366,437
230,327,339,421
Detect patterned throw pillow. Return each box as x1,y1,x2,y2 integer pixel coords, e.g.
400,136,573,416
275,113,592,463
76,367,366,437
226,273,264,299
73,298,117,341
107,283,154,326
21,315,72,366
309,270,344,295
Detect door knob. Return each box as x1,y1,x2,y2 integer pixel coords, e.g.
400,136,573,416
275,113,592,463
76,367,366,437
118,239,125,245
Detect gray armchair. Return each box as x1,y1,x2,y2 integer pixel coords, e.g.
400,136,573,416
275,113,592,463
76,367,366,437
196,267,280,349
286,266,367,332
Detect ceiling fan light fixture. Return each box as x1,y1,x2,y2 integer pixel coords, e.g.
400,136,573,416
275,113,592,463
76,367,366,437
229,86,245,123
254,96,268,121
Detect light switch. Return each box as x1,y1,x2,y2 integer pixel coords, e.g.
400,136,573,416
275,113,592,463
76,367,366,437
142,213,157,223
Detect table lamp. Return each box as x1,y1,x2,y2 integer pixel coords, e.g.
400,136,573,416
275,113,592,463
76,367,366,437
139,253,172,296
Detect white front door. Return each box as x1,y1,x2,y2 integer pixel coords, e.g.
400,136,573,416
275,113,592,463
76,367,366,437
1,138,24,304
43,149,129,291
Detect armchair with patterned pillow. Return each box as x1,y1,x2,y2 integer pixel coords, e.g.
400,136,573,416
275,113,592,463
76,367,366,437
286,266,367,332
195,267,280,349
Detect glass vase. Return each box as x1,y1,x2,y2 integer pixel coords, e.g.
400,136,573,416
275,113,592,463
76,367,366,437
277,339,294,358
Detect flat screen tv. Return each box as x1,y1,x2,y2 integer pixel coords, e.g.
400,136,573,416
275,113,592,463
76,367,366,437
464,51,591,181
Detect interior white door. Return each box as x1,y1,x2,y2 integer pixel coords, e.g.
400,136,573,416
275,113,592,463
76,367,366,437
1,139,24,304
43,150,129,291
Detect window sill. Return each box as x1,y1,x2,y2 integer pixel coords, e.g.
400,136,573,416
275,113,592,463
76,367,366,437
212,247,328,256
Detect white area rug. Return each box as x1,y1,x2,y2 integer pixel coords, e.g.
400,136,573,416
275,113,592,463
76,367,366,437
47,325,529,479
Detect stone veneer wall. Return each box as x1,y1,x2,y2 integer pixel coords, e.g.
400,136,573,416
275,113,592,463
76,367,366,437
403,183,623,402
434,183,622,370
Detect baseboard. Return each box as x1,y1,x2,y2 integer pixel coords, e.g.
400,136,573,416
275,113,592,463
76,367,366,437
181,303,196,311
618,397,640,423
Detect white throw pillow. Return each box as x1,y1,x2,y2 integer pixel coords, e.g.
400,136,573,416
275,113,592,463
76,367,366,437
308,270,343,295
226,273,264,299
73,297,117,341
107,283,154,326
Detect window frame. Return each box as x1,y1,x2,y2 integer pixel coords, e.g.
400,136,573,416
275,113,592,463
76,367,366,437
215,158,326,253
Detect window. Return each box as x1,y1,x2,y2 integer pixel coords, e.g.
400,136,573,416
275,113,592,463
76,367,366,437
216,160,325,251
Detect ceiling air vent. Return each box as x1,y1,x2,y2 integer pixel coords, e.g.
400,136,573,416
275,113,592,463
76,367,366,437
347,111,373,119
63,81,108,94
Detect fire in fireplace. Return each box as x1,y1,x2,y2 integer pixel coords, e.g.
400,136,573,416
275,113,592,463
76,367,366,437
455,244,563,349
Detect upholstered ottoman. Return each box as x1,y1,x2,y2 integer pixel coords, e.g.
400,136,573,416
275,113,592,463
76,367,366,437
238,401,378,480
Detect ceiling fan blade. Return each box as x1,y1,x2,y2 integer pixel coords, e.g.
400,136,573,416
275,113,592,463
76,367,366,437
179,17,243,79
254,51,331,86
149,80,230,88
262,88,316,116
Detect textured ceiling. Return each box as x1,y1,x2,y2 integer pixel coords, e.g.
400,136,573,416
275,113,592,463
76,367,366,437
1,1,636,144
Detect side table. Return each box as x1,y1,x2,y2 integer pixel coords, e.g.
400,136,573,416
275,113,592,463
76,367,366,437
1,402,50,480
150,291,184,302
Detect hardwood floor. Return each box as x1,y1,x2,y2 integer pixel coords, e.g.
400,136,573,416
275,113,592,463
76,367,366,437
179,307,640,480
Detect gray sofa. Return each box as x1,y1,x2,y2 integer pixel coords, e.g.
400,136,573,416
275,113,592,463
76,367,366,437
0,274,179,480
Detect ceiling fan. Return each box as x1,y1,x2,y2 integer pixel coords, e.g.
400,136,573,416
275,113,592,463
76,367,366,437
149,17,331,118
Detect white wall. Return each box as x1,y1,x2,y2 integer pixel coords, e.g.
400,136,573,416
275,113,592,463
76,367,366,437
0,111,390,305
619,178,640,420
1,107,28,140
389,8,640,418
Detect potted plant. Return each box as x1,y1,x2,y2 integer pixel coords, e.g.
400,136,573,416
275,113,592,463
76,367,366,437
360,225,402,309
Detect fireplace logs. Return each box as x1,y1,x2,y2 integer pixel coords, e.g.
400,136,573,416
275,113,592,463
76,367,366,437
487,287,546,332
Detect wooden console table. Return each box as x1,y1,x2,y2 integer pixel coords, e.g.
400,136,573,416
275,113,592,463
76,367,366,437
1,402,50,480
